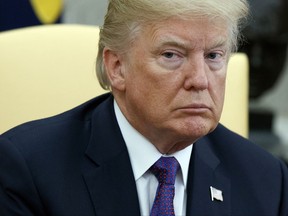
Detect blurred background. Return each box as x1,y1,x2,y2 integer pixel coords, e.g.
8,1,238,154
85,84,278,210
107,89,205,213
1,0,288,163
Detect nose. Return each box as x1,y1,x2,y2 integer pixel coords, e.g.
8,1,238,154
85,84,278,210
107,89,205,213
183,57,209,91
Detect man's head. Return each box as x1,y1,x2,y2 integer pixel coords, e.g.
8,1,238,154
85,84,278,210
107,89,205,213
96,0,249,154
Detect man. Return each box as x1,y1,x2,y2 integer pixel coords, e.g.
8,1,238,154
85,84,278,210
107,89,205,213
0,0,287,215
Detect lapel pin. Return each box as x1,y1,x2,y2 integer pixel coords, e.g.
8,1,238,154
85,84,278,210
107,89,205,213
210,186,223,202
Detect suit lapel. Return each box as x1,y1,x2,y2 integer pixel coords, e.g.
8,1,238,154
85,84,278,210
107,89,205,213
186,134,231,216
82,96,141,216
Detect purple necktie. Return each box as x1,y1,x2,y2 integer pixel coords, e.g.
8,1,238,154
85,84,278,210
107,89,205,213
150,156,180,216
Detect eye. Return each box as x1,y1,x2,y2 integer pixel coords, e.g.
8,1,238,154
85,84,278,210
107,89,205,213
206,52,221,60
162,52,177,59
158,50,184,70
205,51,226,71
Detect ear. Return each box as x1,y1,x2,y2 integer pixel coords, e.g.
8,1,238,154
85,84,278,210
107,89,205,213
103,48,126,91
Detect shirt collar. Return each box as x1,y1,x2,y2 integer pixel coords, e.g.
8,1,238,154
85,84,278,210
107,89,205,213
114,100,193,188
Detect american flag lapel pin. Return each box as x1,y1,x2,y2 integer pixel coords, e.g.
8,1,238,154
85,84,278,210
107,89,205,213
210,186,223,202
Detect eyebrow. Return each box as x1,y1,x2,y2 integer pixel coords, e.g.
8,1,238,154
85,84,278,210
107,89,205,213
155,37,191,50
208,38,230,50
154,35,229,52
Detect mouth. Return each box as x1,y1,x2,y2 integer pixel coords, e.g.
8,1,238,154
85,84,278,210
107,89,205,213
177,104,211,114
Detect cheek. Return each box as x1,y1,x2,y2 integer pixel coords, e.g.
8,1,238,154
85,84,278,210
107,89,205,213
124,56,184,119
125,76,177,125
127,61,178,98
212,74,226,111
207,69,226,104
124,65,162,112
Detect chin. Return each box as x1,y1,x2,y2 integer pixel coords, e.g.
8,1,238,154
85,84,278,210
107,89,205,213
179,121,216,138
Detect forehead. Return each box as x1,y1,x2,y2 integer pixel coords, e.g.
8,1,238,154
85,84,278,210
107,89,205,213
139,17,230,50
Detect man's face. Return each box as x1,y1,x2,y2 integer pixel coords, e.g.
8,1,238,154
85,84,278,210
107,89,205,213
112,17,229,154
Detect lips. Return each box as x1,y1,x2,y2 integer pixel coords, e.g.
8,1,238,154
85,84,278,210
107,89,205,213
177,103,211,113
185,103,209,108
181,103,210,109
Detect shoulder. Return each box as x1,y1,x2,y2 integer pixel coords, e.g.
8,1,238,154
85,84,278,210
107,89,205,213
210,124,288,212
209,124,271,155
207,123,287,178
0,93,113,155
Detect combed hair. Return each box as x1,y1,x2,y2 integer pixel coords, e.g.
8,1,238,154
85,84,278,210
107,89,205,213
96,0,249,90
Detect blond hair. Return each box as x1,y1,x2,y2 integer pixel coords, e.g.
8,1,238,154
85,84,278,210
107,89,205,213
96,0,249,90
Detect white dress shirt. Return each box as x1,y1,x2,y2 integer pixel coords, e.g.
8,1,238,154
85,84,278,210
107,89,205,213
114,101,193,216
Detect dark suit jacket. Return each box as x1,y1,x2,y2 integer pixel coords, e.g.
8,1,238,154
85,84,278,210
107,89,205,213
0,93,288,216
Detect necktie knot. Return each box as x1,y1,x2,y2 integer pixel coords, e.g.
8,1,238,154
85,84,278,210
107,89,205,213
150,156,180,185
